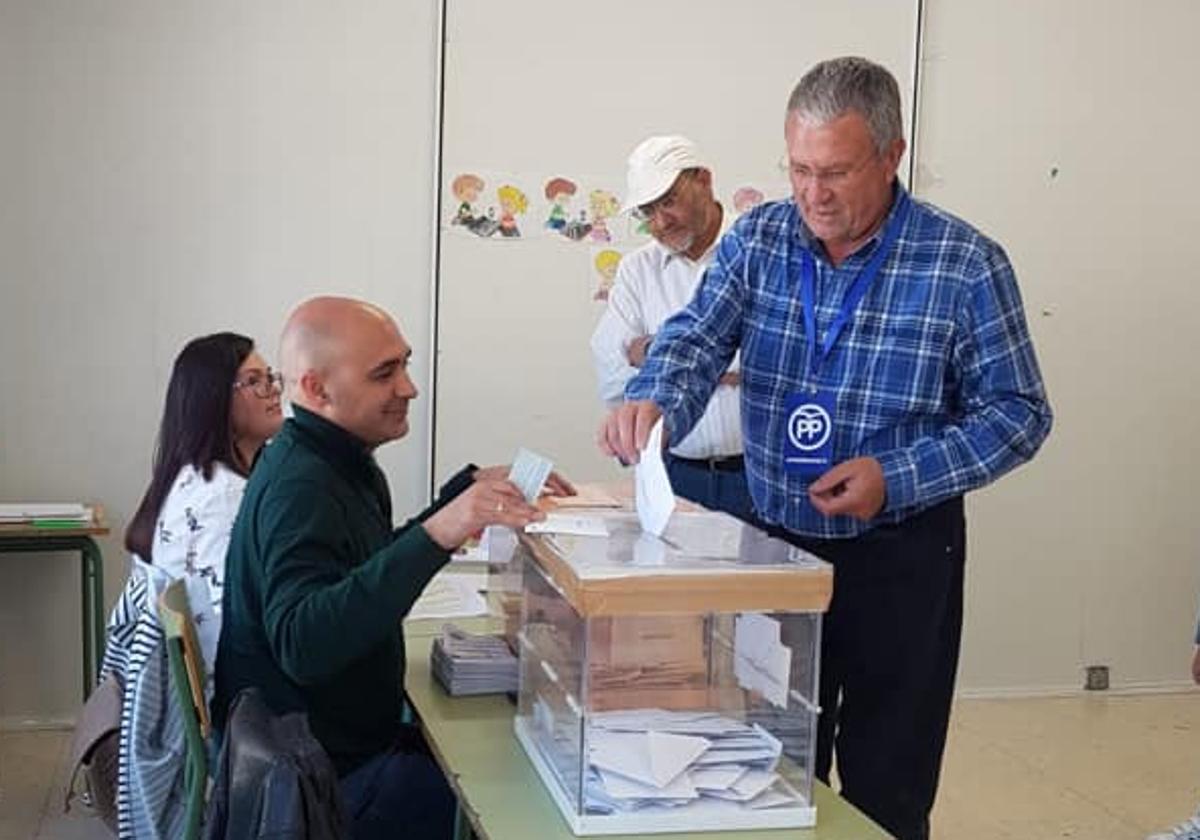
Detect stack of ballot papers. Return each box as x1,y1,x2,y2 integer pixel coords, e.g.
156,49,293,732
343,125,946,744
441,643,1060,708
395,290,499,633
581,709,805,814
430,623,518,696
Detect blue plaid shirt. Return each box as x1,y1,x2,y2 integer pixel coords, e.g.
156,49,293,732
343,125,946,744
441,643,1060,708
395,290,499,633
626,186,1052,539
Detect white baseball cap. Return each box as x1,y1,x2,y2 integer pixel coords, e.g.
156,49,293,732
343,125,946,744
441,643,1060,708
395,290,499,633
622,135,705,214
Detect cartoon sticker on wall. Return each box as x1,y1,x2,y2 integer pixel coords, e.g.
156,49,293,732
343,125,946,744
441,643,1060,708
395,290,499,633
446,172,629,244
586,189,620,243
496,184,528,238
544,177,578,238
591,247,624,301
446,173,531,239
449,173,493,236
732,185,766,216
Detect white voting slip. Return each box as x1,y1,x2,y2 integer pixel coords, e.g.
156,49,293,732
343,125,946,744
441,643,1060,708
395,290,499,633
598,766,698,802
407,571,488,621
734,613,793,710
634,419,674,537
570,708,801,822
690,765,747,791
589,729,710,789
509,447,553,503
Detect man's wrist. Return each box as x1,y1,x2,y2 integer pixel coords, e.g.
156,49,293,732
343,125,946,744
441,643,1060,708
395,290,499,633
875,450,918,513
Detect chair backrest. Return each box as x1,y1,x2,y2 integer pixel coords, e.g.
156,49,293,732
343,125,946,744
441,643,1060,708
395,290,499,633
157,578,209,840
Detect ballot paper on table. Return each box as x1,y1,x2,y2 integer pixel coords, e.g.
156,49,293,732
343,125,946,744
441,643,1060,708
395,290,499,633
0,503,91,523
508,447,554,503
407,571,489,621
449,538,487,565
634,418,675,537
430,622,518,696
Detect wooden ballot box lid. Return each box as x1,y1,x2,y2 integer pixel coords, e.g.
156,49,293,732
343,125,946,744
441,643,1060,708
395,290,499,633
517,507,833,618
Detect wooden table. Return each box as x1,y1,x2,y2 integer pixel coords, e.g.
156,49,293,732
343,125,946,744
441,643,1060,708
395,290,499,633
0,513,108,700
403,633,891,840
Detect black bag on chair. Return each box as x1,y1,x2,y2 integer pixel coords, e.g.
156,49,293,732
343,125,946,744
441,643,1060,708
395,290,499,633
205,688,348,840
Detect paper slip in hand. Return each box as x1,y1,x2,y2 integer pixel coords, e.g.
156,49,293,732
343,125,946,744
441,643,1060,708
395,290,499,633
634,418,675,536
525,513,609,537
508,447,553,503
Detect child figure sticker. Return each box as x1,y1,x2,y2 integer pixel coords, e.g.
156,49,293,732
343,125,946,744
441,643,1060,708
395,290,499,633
783,390,835,476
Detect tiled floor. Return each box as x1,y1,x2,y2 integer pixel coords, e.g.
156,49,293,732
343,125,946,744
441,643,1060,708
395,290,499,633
0,728,99,840
933,692,1200,839
3,692,1199,839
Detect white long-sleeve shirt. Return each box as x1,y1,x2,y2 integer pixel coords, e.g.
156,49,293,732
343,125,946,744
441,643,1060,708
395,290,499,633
153,462,244,615
590,236,743,459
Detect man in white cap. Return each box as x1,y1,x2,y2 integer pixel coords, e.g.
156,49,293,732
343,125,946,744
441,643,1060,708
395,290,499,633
589,135,755,523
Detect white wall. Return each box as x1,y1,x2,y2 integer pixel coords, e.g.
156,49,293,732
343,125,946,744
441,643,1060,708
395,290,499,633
433,0,918,485
917,0,1200,693
2,0,1198,725
0,0,439,724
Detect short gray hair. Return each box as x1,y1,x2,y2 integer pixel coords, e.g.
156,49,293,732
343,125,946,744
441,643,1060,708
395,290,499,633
786,57,904,153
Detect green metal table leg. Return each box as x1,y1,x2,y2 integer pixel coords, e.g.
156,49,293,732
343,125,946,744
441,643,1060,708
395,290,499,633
0,535,104,701
82,537,105,694
85,537,104,691
80,547,91,697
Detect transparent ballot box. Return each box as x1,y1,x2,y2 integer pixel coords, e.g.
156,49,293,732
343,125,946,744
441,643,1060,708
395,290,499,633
512,510,832,835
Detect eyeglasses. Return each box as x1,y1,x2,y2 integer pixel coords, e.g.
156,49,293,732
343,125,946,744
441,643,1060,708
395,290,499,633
780,152,879,188
232,369,283,399
631,171,694,222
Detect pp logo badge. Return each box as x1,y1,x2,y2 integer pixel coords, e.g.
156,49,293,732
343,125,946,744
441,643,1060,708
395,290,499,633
783,391,835,476
787,403,832,452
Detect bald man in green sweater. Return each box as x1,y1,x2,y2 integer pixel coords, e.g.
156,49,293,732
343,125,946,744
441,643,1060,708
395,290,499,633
213,296,564,839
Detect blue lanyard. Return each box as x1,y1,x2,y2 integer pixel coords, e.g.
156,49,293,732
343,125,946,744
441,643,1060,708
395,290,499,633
800,194,910,382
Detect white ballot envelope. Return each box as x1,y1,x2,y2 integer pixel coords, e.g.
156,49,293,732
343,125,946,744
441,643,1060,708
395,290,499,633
635,418,675,537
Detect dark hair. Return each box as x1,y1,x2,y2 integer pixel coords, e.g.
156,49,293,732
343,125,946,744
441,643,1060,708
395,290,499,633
125,332,254,561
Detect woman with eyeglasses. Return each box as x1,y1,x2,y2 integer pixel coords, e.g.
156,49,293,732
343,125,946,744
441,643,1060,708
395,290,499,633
125,332,284,627
72,332,285,838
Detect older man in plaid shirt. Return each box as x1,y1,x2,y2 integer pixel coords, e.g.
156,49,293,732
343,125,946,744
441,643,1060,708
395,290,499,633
598,56,1052,840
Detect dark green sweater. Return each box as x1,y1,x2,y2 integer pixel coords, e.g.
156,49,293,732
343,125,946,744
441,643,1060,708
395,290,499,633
212,405,474,775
